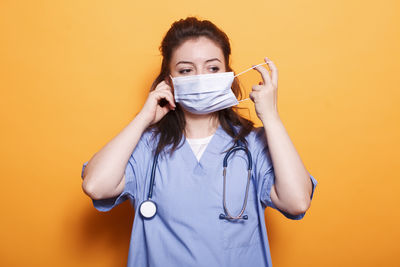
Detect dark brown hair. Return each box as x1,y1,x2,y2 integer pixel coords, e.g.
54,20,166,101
149,17,254,155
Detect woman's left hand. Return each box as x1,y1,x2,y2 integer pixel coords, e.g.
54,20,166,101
250,57,279,123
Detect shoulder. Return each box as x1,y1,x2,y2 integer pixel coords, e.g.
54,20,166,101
247,127,267,144
246,127,269,153
130,129,158,160
247,127,273,172
226,125,268,151
137,128,158,149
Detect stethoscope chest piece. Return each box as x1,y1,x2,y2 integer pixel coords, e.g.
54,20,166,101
139,200,157,219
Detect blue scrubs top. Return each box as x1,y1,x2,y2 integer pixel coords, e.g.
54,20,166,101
81,126,317,267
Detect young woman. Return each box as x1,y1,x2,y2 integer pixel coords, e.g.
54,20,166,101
81,17,317,267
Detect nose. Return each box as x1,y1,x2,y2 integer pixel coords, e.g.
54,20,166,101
194,65,208,75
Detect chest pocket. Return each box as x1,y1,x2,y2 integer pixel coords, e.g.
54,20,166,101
222,160,261,249
221,190,261,249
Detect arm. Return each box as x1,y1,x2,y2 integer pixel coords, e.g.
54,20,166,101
250,57,312,216
81,81,176,200
81,116,149,200
262,115,312,215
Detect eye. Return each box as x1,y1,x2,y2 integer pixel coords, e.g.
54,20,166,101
209,66,220,73
178,68,192,74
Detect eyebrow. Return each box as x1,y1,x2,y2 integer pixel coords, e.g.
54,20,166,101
175,58,221,66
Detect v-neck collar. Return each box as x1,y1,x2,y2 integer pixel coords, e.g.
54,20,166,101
180,125,233,169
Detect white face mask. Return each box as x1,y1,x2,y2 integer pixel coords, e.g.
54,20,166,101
171,63,267,114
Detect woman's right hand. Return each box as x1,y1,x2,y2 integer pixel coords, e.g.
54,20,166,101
82,81,175,200
137,80,176,127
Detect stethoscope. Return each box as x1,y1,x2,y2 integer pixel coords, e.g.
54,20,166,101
139,126,253,221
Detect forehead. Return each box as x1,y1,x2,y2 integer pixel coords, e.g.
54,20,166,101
171,36,225,63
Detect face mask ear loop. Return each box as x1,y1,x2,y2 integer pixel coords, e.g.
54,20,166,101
233,62,267,78
234,62,267,103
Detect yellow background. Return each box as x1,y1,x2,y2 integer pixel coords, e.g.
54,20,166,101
1,0,399,266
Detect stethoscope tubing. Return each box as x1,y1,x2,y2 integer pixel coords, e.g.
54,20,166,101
140,126,253,221
147,152,159,199
223,145,252,170
220,145,252,220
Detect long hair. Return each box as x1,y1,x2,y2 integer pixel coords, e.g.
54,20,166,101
149,17,254,155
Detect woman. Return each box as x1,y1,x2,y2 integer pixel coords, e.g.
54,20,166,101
81,17,317,267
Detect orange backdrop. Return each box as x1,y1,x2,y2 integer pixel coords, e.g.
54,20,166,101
1,0,399,266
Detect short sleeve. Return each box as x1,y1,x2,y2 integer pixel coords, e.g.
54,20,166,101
80,131,151,212
261,169,318,220
253,127,318,220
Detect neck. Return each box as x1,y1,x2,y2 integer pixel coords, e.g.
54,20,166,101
183,110,219,139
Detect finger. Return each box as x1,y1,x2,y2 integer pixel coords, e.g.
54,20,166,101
155,81,172,92
158,99,167,108
155,80,166,88
160,91,176,108
152,90,176,108
253,64,271,85
155,83,175,98
157,85,174,94
157,105,172,118
251,85,263,92
164,76,173,88
249,92,255,102
265,57,278,87
158,97,175,110
160,101,175,111
167,102,176,111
